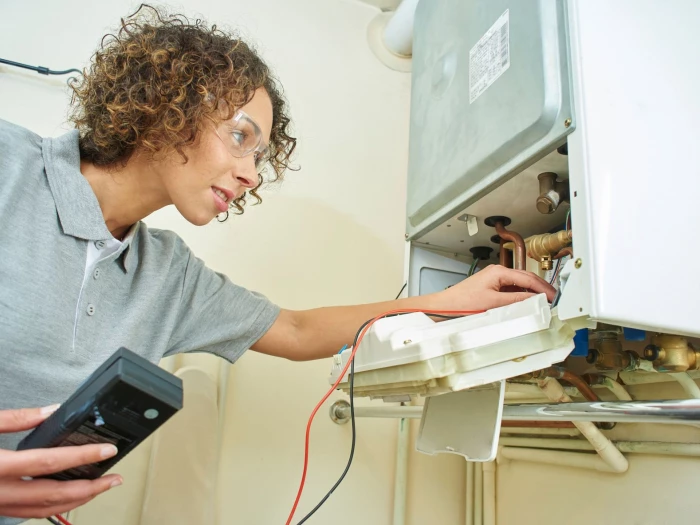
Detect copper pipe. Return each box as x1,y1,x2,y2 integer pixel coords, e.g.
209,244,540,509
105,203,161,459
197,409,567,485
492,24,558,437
561,371,600,401
541,367,600,401
519,367,600,402
548,370,616,429
514,369,615,429
501,421,576,429
499,238,512,268
553,246,573,259
494,221,526,270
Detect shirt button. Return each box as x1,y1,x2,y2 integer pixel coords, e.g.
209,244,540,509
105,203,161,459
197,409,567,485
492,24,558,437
95,241,105,249
86,304,96,316
93,268,101,280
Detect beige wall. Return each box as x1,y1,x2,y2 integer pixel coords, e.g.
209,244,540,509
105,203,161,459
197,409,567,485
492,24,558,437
497,455,699,525
0,1,465,524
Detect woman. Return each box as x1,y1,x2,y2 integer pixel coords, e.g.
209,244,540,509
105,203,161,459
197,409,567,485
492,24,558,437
0,4,554,521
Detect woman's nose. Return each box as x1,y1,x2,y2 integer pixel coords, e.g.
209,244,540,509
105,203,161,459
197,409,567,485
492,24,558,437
234,157,258,188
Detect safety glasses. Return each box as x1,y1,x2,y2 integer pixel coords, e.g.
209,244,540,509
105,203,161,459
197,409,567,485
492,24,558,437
215,110,270,172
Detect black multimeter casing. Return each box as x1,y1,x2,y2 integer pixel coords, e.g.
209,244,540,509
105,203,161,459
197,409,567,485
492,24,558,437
17,347,183,481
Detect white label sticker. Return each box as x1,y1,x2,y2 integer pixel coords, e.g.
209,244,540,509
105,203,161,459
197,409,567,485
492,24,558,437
469,9,510,104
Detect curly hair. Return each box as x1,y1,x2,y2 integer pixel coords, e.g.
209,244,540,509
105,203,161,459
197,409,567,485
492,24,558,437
69,3,297,214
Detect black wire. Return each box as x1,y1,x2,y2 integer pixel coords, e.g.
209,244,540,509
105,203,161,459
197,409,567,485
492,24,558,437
394,282,407,300
0,58,81,76
46,518,61,525
296,356,355,524
295,315,375,524
296,309,463,523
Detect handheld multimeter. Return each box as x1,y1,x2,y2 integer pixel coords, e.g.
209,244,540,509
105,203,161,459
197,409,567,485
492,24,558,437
17,347,183,481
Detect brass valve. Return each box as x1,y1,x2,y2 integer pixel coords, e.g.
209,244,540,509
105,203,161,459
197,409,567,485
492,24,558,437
502,230,573,262
643,334,700,372
536,172,570,214
587,324,638,371
526,230,573,260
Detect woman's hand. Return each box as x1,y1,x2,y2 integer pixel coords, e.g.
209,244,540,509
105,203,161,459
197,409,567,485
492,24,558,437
0,406,122,519
438,264,556,312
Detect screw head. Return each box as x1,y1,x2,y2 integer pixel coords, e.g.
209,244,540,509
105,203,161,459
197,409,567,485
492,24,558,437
575,258,583,269
565,118,572,128
405,233,409,239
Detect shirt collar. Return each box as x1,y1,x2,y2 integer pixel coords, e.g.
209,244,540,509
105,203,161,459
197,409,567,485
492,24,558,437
120,222,141,273
43,129,143,273
42,129,113,241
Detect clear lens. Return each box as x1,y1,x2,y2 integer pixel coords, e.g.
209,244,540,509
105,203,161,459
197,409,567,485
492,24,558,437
223,111,262,157
254,146,270,171
216,110,270,173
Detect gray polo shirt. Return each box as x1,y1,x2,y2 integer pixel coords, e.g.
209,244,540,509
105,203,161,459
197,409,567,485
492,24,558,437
0,119,280,468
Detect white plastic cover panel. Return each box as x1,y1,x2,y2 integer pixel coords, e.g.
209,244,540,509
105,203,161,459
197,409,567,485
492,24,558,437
417,382,505,461
558,0,700,337
327,295,576,399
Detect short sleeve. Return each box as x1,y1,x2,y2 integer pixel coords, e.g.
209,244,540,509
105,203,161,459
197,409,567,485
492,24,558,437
165,248,280,363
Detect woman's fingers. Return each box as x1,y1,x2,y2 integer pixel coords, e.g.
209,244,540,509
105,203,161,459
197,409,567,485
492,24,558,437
491,267,556,301
0,474,121,511
0,444,118,478
0,405,60,433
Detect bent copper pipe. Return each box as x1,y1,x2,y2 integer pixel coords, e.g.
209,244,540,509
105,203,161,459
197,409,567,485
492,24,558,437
536,368,615,429
520,367,601,402
499,238,513,268
495,221,526,271
505,369,601,430
541,367,600,402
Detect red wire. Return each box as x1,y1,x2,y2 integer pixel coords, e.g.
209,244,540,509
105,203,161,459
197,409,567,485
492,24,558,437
54,515,72,525
284,308,484,525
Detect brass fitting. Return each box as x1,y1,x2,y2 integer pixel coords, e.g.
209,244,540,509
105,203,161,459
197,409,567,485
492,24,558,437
540,255,553,271
586,324,639,371
536,172,570,214
644,334,700,372
503,230,573,262
586,341,638,371
526,230,573,260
